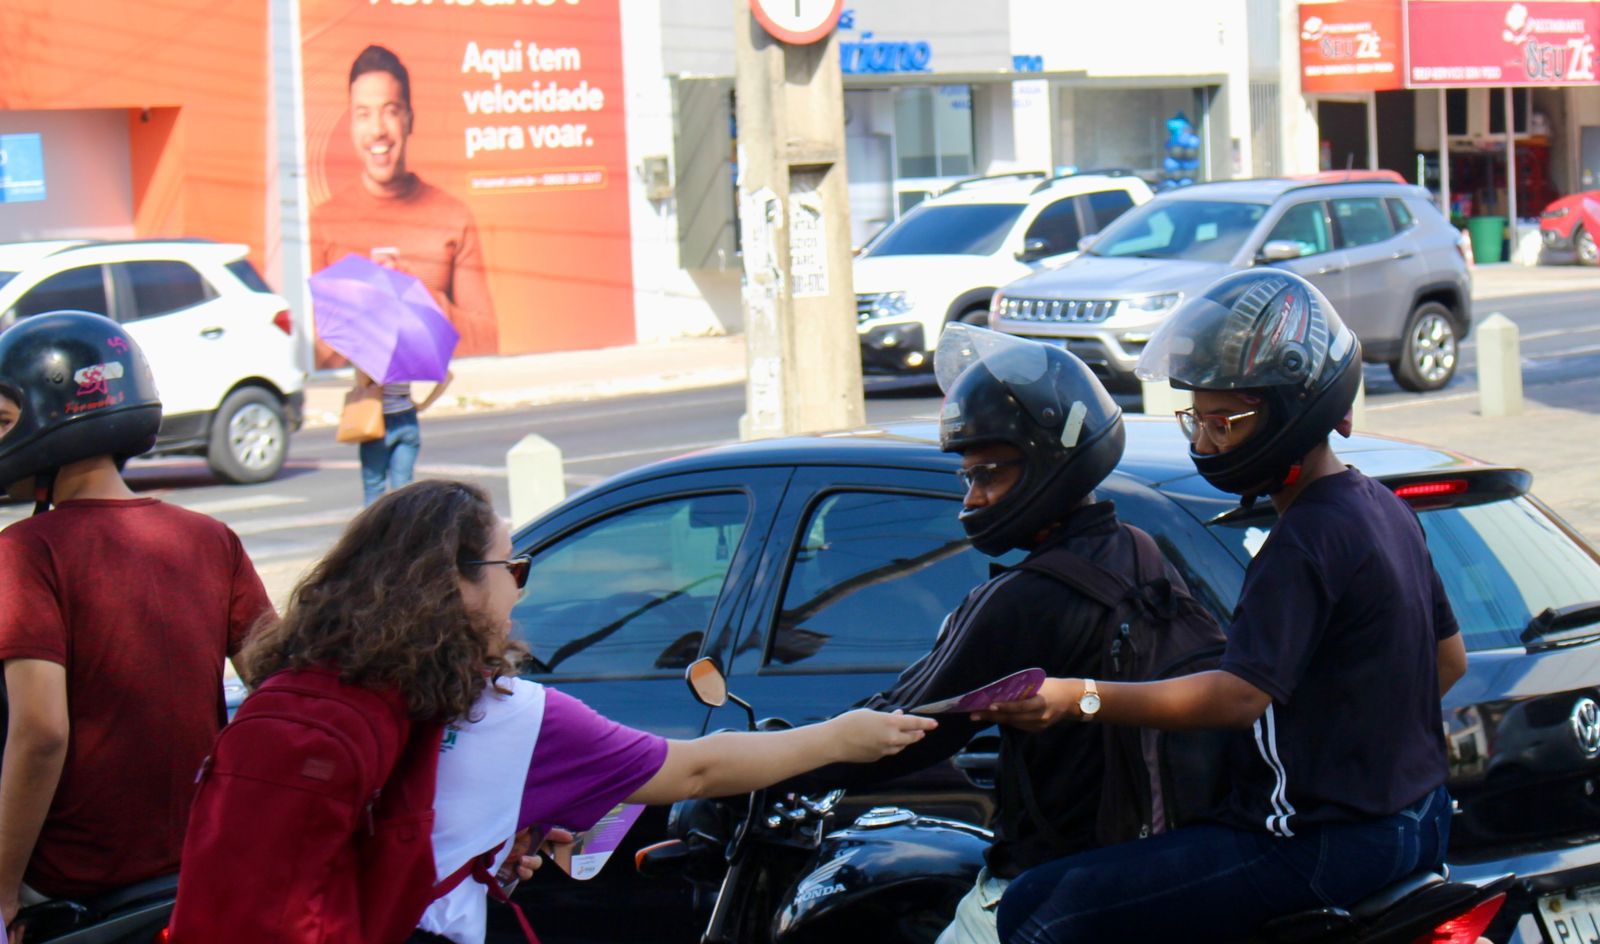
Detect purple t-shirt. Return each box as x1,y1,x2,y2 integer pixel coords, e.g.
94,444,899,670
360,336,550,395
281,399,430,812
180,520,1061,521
519,690,668,832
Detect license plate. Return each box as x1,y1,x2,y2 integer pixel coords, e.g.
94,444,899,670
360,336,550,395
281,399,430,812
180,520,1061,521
1537,884,1600,943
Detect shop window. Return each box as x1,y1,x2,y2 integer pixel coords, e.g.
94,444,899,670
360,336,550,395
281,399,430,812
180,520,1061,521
13,266,109,320
1265,203,1331,257
894,86,975,179
769,491,1003,671
1067,87,1210,180
1087,190,1136,230
1023,197,1085,258
119,261,217,321
1331,198,1395,248
513,493,750,678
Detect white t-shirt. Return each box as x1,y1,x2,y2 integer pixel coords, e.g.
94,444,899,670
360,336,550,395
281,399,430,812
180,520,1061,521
416,678,546,944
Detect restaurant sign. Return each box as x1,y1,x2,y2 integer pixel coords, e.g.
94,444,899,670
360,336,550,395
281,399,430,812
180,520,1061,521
1408,1,1600,86
1300,1,1404,92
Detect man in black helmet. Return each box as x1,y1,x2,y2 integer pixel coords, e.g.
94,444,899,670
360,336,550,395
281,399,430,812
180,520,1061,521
0,313,272,932
980,271,1468,944
801,325,1202,944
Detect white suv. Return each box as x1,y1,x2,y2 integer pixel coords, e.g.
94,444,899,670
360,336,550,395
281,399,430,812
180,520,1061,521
853,172,1153,373
0,240,305,483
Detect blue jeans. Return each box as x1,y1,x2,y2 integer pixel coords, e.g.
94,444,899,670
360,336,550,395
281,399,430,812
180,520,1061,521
358,408,420,505
997,785,1451,944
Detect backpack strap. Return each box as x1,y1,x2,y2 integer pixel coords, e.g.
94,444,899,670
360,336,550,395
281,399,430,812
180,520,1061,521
1123,525,1168,587
1015,545,1133,610
430,840,541,944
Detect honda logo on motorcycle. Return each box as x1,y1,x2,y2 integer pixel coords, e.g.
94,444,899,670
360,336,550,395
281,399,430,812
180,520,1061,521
1572,697,1600,757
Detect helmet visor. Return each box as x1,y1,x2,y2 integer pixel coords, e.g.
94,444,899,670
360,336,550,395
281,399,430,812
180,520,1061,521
935,323,1050,394
1134,274,1353,390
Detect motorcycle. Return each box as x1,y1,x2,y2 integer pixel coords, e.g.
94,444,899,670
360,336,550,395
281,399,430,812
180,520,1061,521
12,874,176,943
637,657,1515,944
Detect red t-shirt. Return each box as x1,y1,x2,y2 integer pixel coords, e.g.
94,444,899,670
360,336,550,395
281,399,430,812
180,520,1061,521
0,498,273,897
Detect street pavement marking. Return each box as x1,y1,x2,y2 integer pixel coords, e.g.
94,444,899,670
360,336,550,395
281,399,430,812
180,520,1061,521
287,458,508,477
230,509,360,537
564,439,734,465
178,494,307,516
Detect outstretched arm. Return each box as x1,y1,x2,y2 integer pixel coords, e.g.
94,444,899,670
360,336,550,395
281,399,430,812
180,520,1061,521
974,670,1272,733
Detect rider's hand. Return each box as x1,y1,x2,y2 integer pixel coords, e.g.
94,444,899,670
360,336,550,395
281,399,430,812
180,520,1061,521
538,827,576,876
831,709,937,763
971,678,1085,732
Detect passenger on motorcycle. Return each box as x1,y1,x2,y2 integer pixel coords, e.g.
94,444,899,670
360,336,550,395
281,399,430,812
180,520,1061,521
0,313,272,939
799,325,1199,944
172,480,936,944
976,271,1469,944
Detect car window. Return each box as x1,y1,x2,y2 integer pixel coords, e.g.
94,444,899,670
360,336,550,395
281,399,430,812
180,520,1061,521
864,203,1026,257
1022,197,1083,258
1087,189,1136,230
119,261,217,321
513,492,750,678
225,258,274,294
1331,197,1396,248
768,490,1019,671
13,265,109,319
0,272,16,292
1387,198,1416,230
1092,200,1268,263
1264,202,1332,257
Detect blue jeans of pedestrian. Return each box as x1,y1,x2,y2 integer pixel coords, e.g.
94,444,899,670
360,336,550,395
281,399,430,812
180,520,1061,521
997,784,1451,944
358,408,420,505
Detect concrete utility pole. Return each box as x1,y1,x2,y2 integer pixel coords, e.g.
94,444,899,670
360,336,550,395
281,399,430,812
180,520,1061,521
734,0,865,440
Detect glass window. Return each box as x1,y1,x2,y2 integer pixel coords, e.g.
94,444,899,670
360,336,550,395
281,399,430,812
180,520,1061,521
1264,202,1332,257
769,491,1012,671
1022,198,1084,258
894,86,975,179
514,493,750,678
865,203,1025,257
1067,87,1209,179
120,261,216,320
226,258,273,294
1087,189,1136,231
0,272,17,292
1092,200,1268,263
1387,198,1416,230
13,266,108,319
1331,197,1396,248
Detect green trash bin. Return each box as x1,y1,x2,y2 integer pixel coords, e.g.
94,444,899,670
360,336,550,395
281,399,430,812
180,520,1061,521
1467,215,1506,264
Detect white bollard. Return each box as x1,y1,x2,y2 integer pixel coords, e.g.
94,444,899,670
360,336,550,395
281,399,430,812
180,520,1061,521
1140,379,1193,419
1476,312,1523,418
507,433,566,527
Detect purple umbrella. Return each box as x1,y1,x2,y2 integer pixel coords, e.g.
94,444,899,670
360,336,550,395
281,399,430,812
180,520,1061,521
308,253,460,383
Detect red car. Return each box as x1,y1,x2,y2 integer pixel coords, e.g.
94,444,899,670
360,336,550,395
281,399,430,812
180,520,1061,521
1539,191,1600,265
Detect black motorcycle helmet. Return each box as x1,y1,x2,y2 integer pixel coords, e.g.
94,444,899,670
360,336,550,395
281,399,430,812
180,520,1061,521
935,324,1125,556
1134,270,1360,500
0,311,162,507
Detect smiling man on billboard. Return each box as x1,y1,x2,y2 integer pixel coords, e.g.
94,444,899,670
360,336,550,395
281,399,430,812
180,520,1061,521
311,44,498,362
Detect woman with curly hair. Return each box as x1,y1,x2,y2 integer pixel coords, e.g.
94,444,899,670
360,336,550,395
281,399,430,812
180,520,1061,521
171,480,934,944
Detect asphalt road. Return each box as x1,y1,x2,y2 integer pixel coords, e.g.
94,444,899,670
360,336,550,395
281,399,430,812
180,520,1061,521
7,287,1594,603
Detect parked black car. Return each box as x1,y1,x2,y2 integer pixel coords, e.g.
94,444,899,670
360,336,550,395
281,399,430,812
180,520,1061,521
499,417,1600,944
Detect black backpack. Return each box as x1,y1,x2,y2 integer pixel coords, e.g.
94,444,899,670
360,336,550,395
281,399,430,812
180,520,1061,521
1016,524,1230,845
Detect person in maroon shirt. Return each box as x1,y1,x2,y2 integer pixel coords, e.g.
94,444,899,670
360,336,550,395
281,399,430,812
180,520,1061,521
0,313,273,938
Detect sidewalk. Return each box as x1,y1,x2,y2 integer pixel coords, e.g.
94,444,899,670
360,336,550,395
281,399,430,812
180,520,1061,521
1469,261,1600,300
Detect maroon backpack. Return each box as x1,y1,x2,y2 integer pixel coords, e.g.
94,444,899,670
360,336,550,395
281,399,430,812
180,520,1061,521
171,668,444,944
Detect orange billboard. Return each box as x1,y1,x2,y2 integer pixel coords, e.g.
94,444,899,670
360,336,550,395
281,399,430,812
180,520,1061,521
1299,0,1405,93
301,0,634,360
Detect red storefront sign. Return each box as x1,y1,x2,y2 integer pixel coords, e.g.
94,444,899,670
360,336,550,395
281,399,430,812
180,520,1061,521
1408,0,1600,86
1300,1,1405,92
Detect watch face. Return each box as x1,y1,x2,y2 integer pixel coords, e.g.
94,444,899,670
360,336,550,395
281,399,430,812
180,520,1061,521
1080,692,1102,715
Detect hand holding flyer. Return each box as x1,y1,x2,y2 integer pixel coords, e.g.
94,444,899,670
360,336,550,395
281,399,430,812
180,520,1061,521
910,668,1047,715
558,802,646,881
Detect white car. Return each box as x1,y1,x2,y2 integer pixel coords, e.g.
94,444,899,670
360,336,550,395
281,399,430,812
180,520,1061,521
853,172,1153,373
0,240,305,484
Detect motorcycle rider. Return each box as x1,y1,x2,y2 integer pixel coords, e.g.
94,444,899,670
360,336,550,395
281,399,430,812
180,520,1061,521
802,325,1193,944
0,313,273,936
978,271,1468,944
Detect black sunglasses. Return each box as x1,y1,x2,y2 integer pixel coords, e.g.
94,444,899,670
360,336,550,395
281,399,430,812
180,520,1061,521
464,555,532,589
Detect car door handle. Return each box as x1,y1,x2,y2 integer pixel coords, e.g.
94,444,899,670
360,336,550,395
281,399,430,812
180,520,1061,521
1316,265,1344,275
952,751,998,771
200,327,225,339
1391,251,1415,260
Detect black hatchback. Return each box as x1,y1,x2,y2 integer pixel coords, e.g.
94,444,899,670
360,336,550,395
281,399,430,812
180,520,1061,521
500,417,1600,944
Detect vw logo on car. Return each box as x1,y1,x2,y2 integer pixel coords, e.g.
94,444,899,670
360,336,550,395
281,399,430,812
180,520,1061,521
1572,697,1600,757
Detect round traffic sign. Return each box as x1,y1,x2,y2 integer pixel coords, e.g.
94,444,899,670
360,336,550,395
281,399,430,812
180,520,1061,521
749,0,844,45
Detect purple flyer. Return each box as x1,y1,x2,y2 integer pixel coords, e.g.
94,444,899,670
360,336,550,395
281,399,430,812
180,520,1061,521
564,803,645,881
910,668,1047,715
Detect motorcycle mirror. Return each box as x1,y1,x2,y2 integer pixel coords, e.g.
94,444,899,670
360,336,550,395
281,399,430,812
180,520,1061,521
685,658,728,707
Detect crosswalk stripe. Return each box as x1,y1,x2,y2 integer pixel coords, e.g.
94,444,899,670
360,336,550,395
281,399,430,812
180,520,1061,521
175,494,307,515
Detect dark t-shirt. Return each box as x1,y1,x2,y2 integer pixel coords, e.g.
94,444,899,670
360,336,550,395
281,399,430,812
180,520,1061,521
1217,469,1458,835
0,499,273,897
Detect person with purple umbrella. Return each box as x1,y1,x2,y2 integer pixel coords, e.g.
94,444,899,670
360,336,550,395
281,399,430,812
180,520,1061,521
350,367,453,506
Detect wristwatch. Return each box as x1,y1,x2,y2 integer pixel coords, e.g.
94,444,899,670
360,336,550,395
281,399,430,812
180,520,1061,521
1078,679,1102,720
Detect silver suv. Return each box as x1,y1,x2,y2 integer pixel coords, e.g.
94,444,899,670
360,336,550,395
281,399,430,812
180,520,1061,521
990,178,1473,392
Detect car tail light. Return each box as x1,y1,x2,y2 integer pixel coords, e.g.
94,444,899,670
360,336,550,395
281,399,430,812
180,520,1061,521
1409,892,1505,944
1392,479,1469,501
272,308,292,336
154,927,171,943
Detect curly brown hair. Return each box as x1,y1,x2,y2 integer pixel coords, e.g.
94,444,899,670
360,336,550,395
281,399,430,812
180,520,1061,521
239,479,522,722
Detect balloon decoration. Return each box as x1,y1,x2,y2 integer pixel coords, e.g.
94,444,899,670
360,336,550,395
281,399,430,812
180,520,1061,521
1160,112,1202,190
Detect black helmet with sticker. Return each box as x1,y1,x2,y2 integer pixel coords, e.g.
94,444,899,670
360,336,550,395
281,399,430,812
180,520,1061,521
1134,269,1360,498
935,324,1125,556
0,311,162,493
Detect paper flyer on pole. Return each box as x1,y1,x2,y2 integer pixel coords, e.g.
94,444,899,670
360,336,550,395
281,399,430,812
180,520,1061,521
911,668,1047,715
